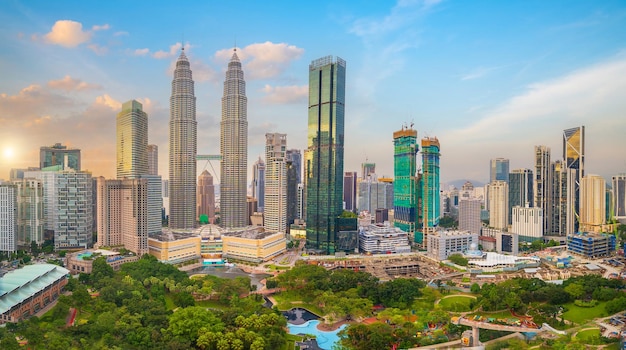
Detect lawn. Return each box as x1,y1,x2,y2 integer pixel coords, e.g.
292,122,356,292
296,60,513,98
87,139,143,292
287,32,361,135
562,301,607,324
576,328,601,341
438,295,476,312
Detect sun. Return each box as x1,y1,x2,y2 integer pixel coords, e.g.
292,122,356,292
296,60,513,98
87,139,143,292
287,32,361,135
3,147,14,159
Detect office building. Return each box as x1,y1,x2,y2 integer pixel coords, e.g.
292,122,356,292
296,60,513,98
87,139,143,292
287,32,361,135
534,145,552,234
511,206,543,242
305,56,346,253
343,171,357,212
358,223,411,254
40,143,81,171
362,162,376,180
393,126,419,240
221,227,286,263
375,208,389,223
580,174,606,232
0,182,17,253
509,168,533,224
25,168,93,250
563,126,585,233
286,159,299,229
613,174,626,220
488,181,509,230
117,100,148,178
427,230,478,261
495,231,519,255
264,133,287,233
490,158,509,183
197,170,216,224
459,198,482,235
147,144,158,176
551,160,571,235
357,178,394,213
13,178,45,247
567,232,615,258
251,157,265,212
220,49,248,228
286,149,302,184
169,49,197,229
421,137,441,246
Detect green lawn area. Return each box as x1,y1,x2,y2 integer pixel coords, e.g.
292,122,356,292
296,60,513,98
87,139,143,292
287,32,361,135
562,301,607,324
576,328,601,341
283,334,304,350
267,264,291,270
196,299,229,310
438,295,476,312
164,293,176,310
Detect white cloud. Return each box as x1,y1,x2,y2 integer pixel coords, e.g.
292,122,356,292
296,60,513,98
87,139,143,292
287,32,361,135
92,24,110,31
261,84,307,104
94,94,121,110
133,48,150,56
461,66,500,81
44,20,92,47
215,42,304,79
47,76,102,91
114,31,129,36
87,43,108,55
153,42,182,59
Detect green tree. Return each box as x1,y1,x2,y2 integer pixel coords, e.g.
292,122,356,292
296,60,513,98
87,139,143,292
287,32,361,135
564,283,585,300
448,253,468,266
167,306,224,345
470,283,481,294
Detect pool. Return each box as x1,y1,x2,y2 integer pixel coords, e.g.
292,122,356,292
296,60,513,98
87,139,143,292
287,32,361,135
287,320,347,350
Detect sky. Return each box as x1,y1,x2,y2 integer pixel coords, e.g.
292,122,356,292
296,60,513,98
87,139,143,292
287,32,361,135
1,0,625,186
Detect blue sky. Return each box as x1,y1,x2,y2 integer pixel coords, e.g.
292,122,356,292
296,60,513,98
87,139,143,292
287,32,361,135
1,0,625,184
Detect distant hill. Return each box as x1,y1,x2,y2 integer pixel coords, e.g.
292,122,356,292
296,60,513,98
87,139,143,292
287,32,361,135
444,179,486,189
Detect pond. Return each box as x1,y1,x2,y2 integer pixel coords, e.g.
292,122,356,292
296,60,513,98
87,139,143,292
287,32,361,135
287,320,347,350
188,266,269,290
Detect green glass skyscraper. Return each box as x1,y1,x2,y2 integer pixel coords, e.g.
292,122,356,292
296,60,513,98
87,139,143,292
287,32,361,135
393,126,419,241
420,137,440,246
305,56,346,253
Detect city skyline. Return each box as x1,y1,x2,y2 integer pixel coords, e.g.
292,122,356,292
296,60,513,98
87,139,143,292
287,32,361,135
1,1,626,184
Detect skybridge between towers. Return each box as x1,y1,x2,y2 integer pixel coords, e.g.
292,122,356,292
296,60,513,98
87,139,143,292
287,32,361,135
196,155,222,182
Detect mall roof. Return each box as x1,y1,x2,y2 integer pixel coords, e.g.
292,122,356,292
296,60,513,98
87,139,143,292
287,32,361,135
0,264,69,315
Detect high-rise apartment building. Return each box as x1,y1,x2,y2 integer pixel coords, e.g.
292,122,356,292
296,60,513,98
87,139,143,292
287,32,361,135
14,178,44,246
613,174,626,220
563,126,585,233
25,169,93,250
511,206,543,242
117,100,148,178
392,126,418,239
421,137,441,246
0,182,17,253
551,160,571,235
509,168,533,224
169,49,197,229
488,181,509,230
362,162,376,181
147,144,158,176
197,170,215,224
40,143,81,170
264,133,287,233
251,157,265,212
305,56,346,253
580,174,606,232
490,158,510,183
343,171,357,212
220,49,248,228
534,146,552,234
459,198,482,235
96,177,148,255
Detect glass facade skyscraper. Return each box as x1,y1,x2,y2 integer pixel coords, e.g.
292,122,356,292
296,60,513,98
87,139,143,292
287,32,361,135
421,137,440,246
117,100,148,179
169,49,197,229
220,49,248,228
534,145,552,234
490,158,510,183
392,126,418,241
563,126,585,233
305,56,346,253
40,143,81,171
508,168,533,224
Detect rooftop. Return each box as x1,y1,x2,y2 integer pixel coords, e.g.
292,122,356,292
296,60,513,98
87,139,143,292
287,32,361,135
0,264,69,314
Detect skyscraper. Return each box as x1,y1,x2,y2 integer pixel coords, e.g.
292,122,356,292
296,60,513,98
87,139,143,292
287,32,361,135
490,158,510,183
220,49,248,228
40,143,81,170
305,56,346,253
393,126,418,240
362,162,376,181
251,157,265,212
169,49,197,229
534,146,552,234
551,160,570,235
421,137,440,246
286,149,302,184
264,133,287,233
613,174,626,220
580,174,606,232
0,182,17,253
147,144,158,176
343,171,357,212
459,199,482,235
197,170,215,224
488,180,509,230
13,178,45,246
509,168,533,224
563,126,585,233
117,100,148,178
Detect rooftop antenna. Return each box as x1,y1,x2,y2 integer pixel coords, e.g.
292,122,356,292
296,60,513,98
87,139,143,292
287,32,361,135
181,32,185,51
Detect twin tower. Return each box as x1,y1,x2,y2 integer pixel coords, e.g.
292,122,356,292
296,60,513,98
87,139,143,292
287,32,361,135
169,48,247,230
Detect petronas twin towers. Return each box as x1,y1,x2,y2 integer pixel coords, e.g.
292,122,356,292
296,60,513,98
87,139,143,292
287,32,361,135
168,48,247,229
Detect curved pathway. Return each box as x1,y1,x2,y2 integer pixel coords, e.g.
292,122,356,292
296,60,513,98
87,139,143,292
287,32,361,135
434,293,477,306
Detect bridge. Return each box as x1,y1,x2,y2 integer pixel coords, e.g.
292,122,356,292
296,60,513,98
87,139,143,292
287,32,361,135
453,316,543,347
196,154,221,181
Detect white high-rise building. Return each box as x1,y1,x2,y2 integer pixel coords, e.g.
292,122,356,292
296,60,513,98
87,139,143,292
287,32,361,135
459,198,482,235
534,146,552,233
580,174,606,232
117,100,148,178
169,49,197,229
14,178,45,246
0,182,17,253
220,49,248,228
511,206,543,242
25,169,93,250
488,181,509,230
264,133,287,233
